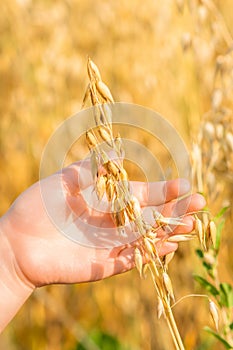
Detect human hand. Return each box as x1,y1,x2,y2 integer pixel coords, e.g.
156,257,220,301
1,158,205,289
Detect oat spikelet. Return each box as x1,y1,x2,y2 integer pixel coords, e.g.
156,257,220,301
157,296,165,319
87,57,101,82
195,217,206,250
209,300,219,331
164,252,175,268
86,130,98,150
209,220,217,248
144,237,155,257
163,272,175,301
104,160,119,178
96,81,114,103
113,198,126,227
106,177,115,202
98,125,113,146
129,195,141,218
134,247,143,277
115,132,124,157
167,234,196,243
95,175,106,200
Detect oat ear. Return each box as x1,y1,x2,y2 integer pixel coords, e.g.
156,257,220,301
134,247,143,278
83,58,188,350
96,81,114,103
209,300,219,331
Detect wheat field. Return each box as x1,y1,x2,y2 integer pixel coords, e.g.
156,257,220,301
0,0,232,349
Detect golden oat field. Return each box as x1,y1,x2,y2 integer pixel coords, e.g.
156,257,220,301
0,0,232,349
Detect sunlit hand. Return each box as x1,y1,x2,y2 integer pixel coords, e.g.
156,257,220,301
1,158,205,289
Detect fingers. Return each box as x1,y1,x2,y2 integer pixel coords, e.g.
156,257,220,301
156,242,178,256
154,215,195,236
64,158,191,207
108,241,178,277
171,215,195,234
65,152,122,192
65,160,93,191
130,178,190,206
174,193,206,216
142,193,205,237
160,193,206,218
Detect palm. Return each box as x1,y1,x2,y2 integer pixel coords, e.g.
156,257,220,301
4,160,205,288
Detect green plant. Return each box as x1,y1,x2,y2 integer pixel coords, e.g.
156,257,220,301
194,207,233,349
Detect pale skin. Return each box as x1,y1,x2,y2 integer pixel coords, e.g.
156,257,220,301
0,158,206,332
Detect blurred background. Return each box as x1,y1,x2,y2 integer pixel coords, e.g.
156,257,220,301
0,0,232,349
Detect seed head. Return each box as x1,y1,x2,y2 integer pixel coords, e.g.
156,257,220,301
125,202,135,221
164,252,175,267
95,175,106,200
114,133,124,157
86,130,98,150
195,217,206,250
134,247,143,277
130,195,141,218
209,300,219,331
157,297,165,319
87,57,101,82
209,220,217,248
113,198,125,212
162,272,175,301
96,80,114,103
104,161,119,178
118,167,128,182
143,237,155,257
98,126,113,146
167,234,195,243
106,177,115,202
113,210,126,228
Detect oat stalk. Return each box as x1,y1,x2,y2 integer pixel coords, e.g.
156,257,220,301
81,57,193,350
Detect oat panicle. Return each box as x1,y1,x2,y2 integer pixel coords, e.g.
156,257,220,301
82,58,204,350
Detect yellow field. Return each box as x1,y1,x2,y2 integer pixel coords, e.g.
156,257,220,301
0,1,232,349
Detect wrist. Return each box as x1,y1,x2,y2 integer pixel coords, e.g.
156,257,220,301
0,216,34,332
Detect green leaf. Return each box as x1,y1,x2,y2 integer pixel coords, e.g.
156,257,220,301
219,283,233,308
196,249,204,259
215,220,225,251
202,261,212,271
193,275,219,296
214,206,229,219
229,323,233,330
204,327,233,349
74,330,130,350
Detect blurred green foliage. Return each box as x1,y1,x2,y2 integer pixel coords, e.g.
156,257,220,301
73,330,131,350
